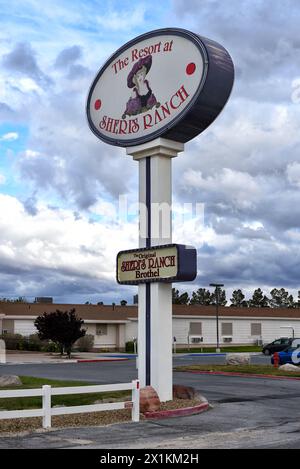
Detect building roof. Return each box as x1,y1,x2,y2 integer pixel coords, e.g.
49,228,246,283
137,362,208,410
172,304,300,319
1,302,300,321
0,303,137,321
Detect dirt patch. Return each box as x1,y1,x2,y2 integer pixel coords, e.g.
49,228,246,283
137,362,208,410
160,398,203,410
0,398,206,436
0,408,134,435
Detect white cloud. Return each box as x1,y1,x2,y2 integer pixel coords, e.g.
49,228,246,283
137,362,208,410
95,6,146,31
0,174,6,184
0,193,138,281
0,132,19,142
182,168,261,209
286,162,300,187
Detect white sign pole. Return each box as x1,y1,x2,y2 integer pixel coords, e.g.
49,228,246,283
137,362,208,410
127,137,184,402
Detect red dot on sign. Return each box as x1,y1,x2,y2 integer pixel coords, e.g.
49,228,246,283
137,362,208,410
94,99,102,110
186,63,196,75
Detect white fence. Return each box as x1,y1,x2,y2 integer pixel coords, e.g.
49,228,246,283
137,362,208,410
0,380,140,428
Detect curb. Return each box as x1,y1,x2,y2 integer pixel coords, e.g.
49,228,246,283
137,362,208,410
187,370,300,381
186,353,226,357
76,358,129,363
185,352,262,357
144,401,209,419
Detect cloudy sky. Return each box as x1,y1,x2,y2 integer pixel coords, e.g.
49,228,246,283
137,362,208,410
0,0,299,304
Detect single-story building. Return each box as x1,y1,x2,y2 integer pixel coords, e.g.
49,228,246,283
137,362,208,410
1,302,300,350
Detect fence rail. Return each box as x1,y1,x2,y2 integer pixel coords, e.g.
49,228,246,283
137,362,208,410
0,380,140,428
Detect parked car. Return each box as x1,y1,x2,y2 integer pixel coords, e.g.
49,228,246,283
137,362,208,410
271,344,300,366
262,337,294,355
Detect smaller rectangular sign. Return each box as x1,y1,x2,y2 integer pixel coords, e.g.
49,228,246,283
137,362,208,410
116,244,197,285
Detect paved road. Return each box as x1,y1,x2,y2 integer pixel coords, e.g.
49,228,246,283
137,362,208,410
0,354,271,384
2,354,300,449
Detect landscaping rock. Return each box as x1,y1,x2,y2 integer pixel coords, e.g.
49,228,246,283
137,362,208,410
279,364,300,372
139,386,160,413
173,385,196,400
0,375,22,387
226,353,251,366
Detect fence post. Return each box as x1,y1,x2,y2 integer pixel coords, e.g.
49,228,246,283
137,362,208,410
42,385,51,429
131,380,140,422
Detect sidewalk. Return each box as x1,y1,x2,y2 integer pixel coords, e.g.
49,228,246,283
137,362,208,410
2,352,129,365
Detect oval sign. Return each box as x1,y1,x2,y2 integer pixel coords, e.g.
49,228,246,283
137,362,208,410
86,28,234,147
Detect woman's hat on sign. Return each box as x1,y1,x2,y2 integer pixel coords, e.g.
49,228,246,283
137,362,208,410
127,55,152,88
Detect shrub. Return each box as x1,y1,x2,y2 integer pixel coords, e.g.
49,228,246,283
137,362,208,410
43,341,61,353
75,334,94,352
125,341,135,353
27,334,44,351
0,333,23,350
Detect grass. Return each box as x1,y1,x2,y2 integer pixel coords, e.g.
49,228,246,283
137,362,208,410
0,376,130,411
174,364,300,377
175,346,262,353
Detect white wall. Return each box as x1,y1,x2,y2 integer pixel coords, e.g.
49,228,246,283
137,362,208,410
10,315,300,347
119,324,126,349
172,316,300,345
85,323,118,348
125,320,138,342
14,320,37,336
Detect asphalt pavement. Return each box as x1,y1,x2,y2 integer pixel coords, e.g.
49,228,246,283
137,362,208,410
0,353,271,383
1,354,300,449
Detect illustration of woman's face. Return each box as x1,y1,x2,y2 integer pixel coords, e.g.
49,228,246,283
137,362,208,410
133,66,147,87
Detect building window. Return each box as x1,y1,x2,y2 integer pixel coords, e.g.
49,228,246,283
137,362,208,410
189,322,202,335
96,324,108,336
2,319,14,334
251,323,262,336
221,323,233,336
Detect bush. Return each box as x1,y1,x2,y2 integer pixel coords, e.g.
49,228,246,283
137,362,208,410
27,334,44,351
125,341,136,353
75,334,94,352
0,333,57,352
43,341,61,353
0,333,23,350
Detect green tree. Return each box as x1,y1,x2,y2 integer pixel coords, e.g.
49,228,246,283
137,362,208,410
269,288,294,308
295,291,300,308
172,288,189,304
248,288,269,308
34,308,86,358
14,296,28,303
0,297,28,303
230,289,248,307
211,289,227,306
120,300,127,306
189,288,212,305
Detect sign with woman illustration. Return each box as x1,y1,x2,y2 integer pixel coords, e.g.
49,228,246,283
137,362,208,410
86,28,234,147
